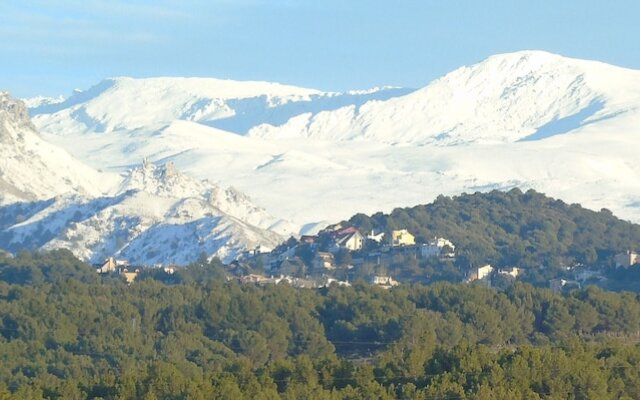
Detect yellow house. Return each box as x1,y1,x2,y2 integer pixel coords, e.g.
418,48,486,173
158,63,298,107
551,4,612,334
477,265,494,280
96,257,117,274
467,264,494,282
96,257,129,274
391,229,415,246
121,269,139,284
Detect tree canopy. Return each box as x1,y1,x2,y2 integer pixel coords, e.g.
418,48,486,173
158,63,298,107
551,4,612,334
2,250,640,398
348,189,640,269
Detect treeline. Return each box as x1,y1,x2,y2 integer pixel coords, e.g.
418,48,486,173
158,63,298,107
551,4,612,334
2,251,640,398
348,188,640,269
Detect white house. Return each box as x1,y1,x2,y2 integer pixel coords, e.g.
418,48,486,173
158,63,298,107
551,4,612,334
336,230,364,251
367,230,385,243
498,267,520,278
433,237,455,257
322,277,351,287
420,237,456,259
370,275,399,289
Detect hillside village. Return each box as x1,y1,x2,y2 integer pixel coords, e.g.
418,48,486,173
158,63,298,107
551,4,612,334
95,225,460,288
235,225,458,288
94,222,640,293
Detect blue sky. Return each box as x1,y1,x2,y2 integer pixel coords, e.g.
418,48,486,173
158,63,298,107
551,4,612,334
1,0,639,98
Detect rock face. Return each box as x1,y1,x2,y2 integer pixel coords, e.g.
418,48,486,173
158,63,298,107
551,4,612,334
0,92,37,132
0,92,114,204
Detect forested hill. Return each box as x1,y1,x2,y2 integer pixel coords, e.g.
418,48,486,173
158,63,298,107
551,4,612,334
348,189,640,268
4,251,640,398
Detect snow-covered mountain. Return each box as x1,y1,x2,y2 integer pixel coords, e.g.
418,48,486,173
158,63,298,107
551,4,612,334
26,50,640,230
31,77,411,136
0,161,286,264
0,92,117,204
21,95,65,110
249,50,640,144
0,96,292,264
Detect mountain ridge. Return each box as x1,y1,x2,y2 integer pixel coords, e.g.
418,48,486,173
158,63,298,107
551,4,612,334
0,92,117,204
19,50,640,231
0,98,292,264
0,161,287,264
30,76,412,135
250,50,640,144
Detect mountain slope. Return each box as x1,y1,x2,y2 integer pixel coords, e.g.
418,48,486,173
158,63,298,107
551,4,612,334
31,77,411,136
0,94,291,264
23,51,640,229
0,162,286,264
250,51,640,145
0,92,118,204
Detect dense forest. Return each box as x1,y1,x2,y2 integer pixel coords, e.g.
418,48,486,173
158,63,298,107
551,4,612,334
3,251,640,398
348,189,640,269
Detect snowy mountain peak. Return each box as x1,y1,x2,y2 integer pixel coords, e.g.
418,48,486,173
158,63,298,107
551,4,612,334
117,159,295,238
250,51,640,145
430,50,590,97
119,159,204,199
22,95,65,110
102,76,322,98
449,50,617,81
482,50,567,68
30,76,413,136
118,159,258,210
0,92,36,132
17,50,640,242
0,154,288,264
0,91,117,204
